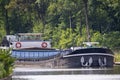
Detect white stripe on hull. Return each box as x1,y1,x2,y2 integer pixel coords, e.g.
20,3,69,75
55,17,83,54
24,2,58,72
63,53,114,58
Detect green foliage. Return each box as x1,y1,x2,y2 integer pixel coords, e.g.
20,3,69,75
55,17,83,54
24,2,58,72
102,31,120,48
0,26,6,42
0,0,120,49
91,31,103,43
115,53,120,62
0,0,6,40
0,49,15,79
74,26,86,46
33,21,44,33
0,63,6,78
51,26,62,48
59,28,75,49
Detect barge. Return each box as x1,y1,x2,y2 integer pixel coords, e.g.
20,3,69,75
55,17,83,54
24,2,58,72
3,33,114,68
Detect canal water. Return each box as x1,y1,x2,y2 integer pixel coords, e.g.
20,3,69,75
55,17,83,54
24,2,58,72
12,65,120,80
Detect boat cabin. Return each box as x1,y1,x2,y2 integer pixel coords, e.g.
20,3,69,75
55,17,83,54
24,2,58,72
17,33,43,41
9,33,51,49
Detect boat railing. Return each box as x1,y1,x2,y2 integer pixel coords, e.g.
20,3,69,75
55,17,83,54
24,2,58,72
83,42,99,46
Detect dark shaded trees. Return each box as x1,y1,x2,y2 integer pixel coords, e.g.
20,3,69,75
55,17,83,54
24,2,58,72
0,0,11,34
0,0,120,48
83,0,91,42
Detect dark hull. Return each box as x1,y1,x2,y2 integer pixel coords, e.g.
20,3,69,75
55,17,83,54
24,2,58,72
15,54,114,68
59,54,114,68
58,48,114,68
13,48,114,68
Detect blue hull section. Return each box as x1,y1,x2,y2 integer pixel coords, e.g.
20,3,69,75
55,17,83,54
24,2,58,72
12,49,61,59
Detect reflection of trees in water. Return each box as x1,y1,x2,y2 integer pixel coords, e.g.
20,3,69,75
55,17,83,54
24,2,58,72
113,65,120,74
12,66,120,79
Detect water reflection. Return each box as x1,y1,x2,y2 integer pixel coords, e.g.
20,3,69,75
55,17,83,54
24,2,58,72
12,65,120,80
13,65,120,75
112,65,120,74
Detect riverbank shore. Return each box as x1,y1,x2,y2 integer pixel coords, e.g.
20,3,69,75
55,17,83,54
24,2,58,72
115,62,120,65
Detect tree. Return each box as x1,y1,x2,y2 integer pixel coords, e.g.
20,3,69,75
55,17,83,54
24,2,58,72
5,0,36,33
0,0,10,34
83,0,91,42
89,0,120,33
35,0,50,33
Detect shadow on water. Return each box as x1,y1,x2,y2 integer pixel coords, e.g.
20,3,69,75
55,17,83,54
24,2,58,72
69,65,120,74
113,65,120,74
46,65,120,75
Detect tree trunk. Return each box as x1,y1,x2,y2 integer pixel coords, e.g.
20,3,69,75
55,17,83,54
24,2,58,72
1,3,10,35
83,0,91,42
5,9,10,35
42,16,46,34
69,15,72,34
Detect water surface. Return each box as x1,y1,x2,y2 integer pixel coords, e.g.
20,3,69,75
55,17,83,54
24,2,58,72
12,65,120,80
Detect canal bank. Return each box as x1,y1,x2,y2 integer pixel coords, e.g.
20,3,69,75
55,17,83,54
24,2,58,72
115,62,120,65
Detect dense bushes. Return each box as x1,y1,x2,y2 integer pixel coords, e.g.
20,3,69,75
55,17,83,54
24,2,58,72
0,0,120,50
0,49,15,79
42,25,120,49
